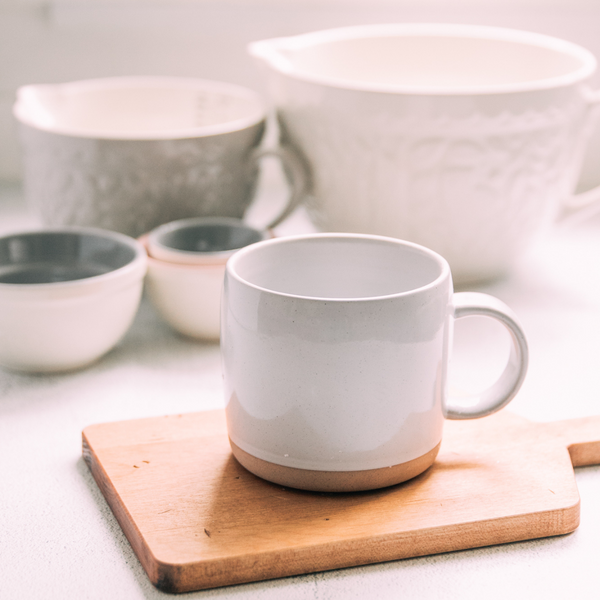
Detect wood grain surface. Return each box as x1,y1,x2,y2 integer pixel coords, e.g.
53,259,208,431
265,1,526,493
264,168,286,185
82,409,600,593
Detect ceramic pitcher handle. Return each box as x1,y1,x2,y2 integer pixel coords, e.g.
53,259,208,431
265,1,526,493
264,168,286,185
444,292,529,420
250,145,310,229
557,87,600,225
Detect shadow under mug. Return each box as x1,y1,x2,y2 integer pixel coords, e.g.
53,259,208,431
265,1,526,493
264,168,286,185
13,77,308,238
221,233,529,492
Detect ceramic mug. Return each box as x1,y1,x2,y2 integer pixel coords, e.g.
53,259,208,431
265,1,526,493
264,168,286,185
250,24,600,284
143,217,271,340
221,233,529,492
13,77,307,238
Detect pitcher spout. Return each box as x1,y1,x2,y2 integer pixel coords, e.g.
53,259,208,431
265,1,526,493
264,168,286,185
13,83,64,131
248,37,298,75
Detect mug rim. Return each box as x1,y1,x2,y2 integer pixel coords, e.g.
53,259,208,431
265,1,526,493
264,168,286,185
13,76,267,140
249,23,597,96
226,232,451,301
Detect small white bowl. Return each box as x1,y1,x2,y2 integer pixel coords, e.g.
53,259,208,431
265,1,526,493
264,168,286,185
0,227,147,372
142,219,272,340
141,235,225,341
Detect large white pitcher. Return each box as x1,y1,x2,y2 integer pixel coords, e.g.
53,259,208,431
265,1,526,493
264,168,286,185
250,24,600,284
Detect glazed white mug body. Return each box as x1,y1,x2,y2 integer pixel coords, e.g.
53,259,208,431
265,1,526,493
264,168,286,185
250,24,600,283
13,77,306,238
221,234,528,492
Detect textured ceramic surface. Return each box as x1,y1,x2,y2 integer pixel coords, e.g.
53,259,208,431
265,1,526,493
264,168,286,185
0,228,147,372
18,123,265,239
250,24,600,283
221,234,528,489
14,77,305,239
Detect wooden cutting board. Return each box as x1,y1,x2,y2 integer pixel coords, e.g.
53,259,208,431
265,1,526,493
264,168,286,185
82,409,600,594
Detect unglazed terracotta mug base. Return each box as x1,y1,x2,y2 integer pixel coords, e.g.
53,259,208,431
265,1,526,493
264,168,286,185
229,439,441,492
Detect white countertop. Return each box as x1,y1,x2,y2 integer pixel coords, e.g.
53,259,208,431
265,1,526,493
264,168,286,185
2,180,600,599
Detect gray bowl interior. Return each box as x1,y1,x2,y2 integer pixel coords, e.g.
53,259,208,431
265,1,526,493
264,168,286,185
0,231,136,284
159,222,264,254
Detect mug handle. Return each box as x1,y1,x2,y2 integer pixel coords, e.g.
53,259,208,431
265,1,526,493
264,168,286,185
557,87,600,226
249,145,310,229
444,292,529,420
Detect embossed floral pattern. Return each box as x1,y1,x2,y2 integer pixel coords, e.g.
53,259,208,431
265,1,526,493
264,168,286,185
278,99,593,282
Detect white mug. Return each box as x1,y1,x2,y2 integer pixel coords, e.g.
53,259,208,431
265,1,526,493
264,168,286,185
221,233,529,492
250,24,600,284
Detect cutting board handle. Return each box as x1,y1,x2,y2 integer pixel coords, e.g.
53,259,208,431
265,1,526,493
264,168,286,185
544,416,600,467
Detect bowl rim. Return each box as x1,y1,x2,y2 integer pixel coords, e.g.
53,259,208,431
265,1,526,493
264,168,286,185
146,217,269,265
0,226,147,294
13,76,267,140
248,23,598,96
